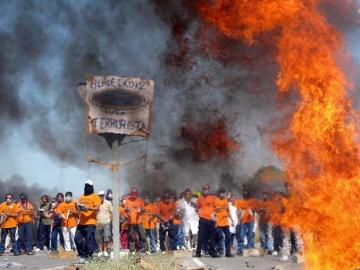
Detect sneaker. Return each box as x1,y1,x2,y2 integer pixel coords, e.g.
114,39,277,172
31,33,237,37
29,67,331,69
145,251,151,255
279,255,289,262
0,253,3,256
211,253,221,258
33,248,41,253
237,251,243,256
14,252,20,256
226,253,234,258
193,253,201,258
27,252,34,255
272,251,279,256
97,251,103,257
78,258,87,264
181,246,186,251
131,251,136,256
161,251,166,255
103,251,109,257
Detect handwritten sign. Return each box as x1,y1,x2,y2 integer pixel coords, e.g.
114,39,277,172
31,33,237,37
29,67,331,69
84,76,154,137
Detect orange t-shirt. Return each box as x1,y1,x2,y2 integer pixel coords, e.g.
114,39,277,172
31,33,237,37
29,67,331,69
77,193,101,225
158,201,176,222
0,203,19,229
123,198,144,225
197,195,216,220
142,203,157,229
57,201,78,227
236,199,255,224
214,197,229,227
17,202,34,223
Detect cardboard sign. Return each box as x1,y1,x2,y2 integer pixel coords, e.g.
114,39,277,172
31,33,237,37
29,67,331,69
84,76,154,137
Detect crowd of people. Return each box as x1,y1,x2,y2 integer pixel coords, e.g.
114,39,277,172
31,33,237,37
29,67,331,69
0,180,303,264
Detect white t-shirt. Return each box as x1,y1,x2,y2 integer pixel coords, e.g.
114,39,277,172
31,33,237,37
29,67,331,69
96,200,113,225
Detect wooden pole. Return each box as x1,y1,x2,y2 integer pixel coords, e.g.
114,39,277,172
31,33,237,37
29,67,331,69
112,138,120,261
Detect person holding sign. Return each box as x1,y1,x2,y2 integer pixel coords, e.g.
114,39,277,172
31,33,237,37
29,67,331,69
74,180,101,264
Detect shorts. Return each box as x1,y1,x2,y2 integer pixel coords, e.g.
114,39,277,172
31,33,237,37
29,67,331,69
95,223,111,244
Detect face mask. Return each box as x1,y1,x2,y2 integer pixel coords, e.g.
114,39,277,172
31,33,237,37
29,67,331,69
6,198,12,203
65,196,72,202
202,190,209,196
108,194,113,199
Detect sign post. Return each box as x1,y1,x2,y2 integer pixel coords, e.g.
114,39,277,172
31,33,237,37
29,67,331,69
77,76,154,260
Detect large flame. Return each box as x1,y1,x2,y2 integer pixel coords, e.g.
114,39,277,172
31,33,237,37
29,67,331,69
198,0,360,269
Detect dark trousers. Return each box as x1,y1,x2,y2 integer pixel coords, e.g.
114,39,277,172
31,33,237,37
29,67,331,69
51,226,64,251
128,224,148,252
196,218,217,256
75,225,96,258
0,227,18,254
159,221,178,251
36,223,50,250
17,223,33,253
216,226,232,255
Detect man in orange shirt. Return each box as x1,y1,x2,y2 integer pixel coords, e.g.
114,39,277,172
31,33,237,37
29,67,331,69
158,193,179,252
74,180,101,263
57,191,78,252
214,188,234,257
123,188,149,254
235,188,255,256
0,193,20,256
142,195,157,253
17,193,34,255
195,185,219,258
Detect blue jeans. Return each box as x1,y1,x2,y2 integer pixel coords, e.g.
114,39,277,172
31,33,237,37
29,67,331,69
0,227,18,254
36,223,50,250
17,223,33,253
236,221,255,252
259,222,274,251
146,229,157,253
75,225,96,258
195,218,217,256
216,226,232,255
177,223,185,248
159,221,178,251
51,226,64,251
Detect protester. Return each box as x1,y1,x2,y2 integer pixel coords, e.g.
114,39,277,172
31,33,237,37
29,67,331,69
75,180,101,264
35,194,51,252
214,188,233,257
227,192,238,250
177,189,199,251
123,188,149,255
95,190,113,257
57,191,78,252
142,195,157,253
0,194,20,256
258,190,275,255
195,185,219,258
50,199,65,252
158,193,179,253
235,189,256,256
17,193,34,255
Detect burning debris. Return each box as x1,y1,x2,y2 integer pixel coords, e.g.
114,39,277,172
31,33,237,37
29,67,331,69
180,121,239,162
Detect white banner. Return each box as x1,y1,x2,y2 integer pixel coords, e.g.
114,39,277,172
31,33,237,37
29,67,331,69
84,76,154,137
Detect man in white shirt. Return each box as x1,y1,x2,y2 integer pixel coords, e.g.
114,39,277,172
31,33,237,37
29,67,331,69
177,189,199,251
95,190,113,257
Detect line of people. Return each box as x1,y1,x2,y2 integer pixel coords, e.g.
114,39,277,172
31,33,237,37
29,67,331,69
0,180,302,264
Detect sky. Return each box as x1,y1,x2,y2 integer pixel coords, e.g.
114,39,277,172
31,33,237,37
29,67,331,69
0,0,359,198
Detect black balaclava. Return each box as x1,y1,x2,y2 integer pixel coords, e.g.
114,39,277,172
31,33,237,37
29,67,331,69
84,184,94,196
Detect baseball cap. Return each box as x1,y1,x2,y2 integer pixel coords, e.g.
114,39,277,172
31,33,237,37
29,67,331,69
85,179,94,186
98,190,105,196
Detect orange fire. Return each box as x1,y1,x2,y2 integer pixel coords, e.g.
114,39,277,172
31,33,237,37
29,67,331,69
198,0,360,269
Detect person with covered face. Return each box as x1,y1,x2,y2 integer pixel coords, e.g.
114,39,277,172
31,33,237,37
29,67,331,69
16,193,34,255
195,185,219,258
35,194,51,252
74,180,101,263
235,188,256,256
177,188,199,251
0,194,20,256
214,188,234,258
56,191,78,252
158,193,179,253
123,188,149,255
